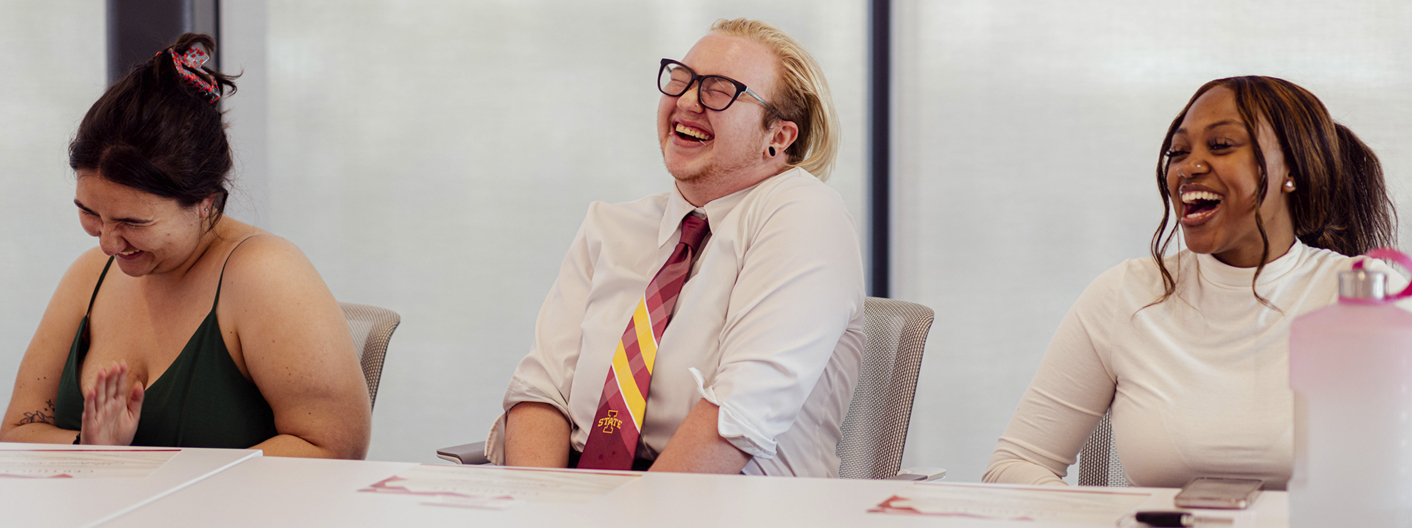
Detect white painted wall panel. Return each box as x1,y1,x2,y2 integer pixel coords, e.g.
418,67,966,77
0,1,106,423
893,0,1412,482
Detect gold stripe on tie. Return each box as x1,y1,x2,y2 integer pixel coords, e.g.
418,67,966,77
632,298,659,374
612,340,647,429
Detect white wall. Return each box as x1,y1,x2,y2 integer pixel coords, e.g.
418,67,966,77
221,0,271,229
892,0,1412,482
0,2,106,420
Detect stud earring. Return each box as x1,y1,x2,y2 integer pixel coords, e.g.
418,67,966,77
768,146,777,157
1284,179,1296,191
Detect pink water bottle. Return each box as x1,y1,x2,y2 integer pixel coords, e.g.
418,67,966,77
1289,248,1412,527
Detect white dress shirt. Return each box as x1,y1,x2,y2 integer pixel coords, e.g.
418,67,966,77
985,240,1408,489
488,167,866,477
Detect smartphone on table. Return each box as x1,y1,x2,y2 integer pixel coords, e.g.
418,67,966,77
1173,477,1263,509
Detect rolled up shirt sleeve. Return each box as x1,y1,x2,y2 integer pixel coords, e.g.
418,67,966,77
703,184,865,459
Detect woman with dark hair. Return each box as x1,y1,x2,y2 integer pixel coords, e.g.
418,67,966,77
1,34,371,458
984,76,1402,488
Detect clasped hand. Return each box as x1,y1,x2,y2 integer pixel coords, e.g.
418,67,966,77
80,361,145,445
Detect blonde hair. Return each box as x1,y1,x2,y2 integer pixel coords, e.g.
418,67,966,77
710,18,839,181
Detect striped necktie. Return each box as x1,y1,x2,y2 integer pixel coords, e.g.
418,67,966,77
577,213,710,470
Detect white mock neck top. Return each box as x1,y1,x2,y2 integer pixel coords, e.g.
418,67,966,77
985,241,1406,489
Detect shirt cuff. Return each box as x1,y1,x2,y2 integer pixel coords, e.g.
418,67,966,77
688,368,778,460
485,413,507,465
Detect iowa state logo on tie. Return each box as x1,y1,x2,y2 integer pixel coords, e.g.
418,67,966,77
597,410,623,434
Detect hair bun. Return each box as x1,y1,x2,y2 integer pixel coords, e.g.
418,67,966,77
69,32,238,233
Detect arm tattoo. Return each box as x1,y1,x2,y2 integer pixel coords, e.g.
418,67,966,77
18,399,55,425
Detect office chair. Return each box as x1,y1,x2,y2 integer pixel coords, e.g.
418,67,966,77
1077,410,1129,486
339,302,401,410
437,297,940,481
837,297,935,479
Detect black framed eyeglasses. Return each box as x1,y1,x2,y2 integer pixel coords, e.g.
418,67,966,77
658,58,785,119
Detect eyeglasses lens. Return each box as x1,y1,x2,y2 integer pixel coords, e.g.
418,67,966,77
660,64,693,96
658,63,740,111
698,77,738,111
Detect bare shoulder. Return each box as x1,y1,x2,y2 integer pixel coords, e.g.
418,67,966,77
51,247,117,309
216,233,334,311
224,233,311,270
67,246,114,283
71,245,113,271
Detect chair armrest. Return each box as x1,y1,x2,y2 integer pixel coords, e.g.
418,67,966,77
886,467,947,481
436,441,489,465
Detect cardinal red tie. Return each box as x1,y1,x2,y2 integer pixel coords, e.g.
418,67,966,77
577,214,710,470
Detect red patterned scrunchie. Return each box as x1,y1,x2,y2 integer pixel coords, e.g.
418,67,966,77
163,47,221,104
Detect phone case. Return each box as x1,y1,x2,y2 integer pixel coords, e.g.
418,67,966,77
1173,477,1263,509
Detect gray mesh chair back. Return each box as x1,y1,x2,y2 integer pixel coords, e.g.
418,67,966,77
836,297,935,479
340,302,402,410
1077,410,1129,486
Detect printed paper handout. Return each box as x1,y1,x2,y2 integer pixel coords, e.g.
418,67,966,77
0,449,178,479
362,464,638,508
872,483,1152,524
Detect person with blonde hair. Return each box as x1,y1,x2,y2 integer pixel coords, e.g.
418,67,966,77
487,18,864,477
708,18,840,180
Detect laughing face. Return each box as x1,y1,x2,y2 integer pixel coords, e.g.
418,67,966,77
658,33,780,189
1165,86,1295,268
75,169,211,277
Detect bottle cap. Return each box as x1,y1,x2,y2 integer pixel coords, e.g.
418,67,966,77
1339,268,1387,301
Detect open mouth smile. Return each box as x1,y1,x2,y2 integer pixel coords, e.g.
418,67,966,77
116,249,144,260
1180,190,1223,226
674,123,713,143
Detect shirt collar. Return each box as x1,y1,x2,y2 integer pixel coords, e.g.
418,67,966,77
658,170,788,247
1195,238,1307,288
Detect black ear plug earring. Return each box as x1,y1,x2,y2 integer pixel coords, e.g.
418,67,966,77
768,146,777,157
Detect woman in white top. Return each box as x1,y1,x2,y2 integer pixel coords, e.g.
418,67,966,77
984,76,1399,489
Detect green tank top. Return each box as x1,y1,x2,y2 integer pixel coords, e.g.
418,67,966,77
53,241,278,448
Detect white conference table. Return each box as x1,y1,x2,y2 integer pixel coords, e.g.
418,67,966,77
0,443,258,528
97,453,1291,528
